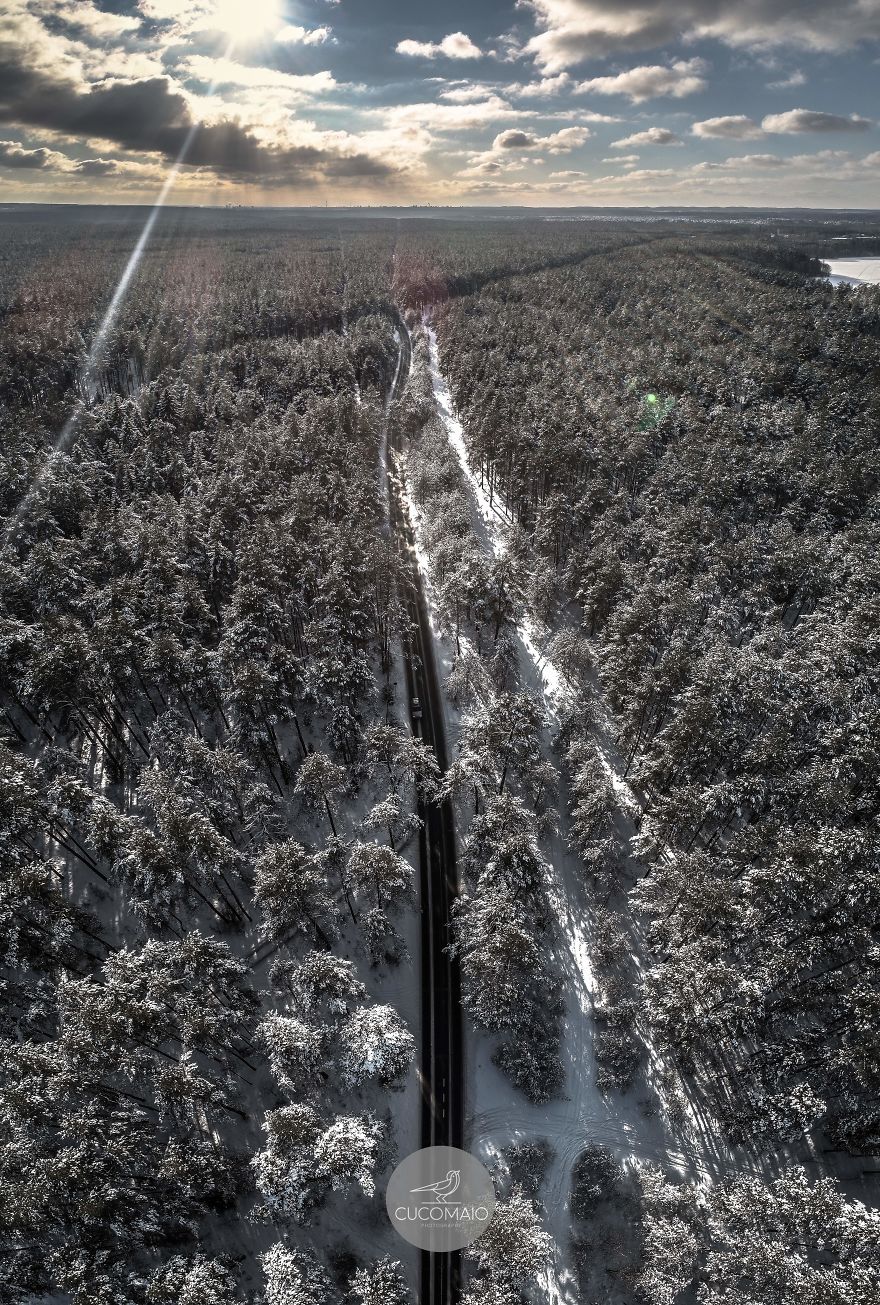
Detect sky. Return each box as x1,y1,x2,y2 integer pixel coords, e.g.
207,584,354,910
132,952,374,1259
0,0,879,207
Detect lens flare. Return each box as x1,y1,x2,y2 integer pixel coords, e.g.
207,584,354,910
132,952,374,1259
2,41,240,544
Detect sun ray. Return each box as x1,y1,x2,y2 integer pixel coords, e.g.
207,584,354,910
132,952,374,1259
2,44,241,543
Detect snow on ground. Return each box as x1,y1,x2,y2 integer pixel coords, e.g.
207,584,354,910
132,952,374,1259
825,257,880,286
424,325,567,713
202,340,421,1295
419,320,801,1303
424,322,655,832
377,330,401,534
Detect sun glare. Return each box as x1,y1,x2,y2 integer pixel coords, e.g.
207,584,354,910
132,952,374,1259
212,0,284,42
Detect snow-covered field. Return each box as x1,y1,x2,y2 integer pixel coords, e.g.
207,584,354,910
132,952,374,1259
825,257,880,286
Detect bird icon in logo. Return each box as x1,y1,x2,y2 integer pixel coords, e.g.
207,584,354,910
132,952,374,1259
410,1169,461,1203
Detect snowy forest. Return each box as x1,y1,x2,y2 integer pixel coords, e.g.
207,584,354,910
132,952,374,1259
1,204,879,1305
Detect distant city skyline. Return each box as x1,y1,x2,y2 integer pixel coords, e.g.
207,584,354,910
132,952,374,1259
1,0,879,207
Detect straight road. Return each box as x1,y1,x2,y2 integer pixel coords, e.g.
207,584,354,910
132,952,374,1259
386,317,464,1305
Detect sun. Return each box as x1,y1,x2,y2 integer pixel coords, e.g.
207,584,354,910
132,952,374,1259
211,0,284,43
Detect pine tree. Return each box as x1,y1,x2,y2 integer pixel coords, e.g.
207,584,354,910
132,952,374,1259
251,1104,322,1220
255,841,338,946
148,1253,240,1305
335,1005,415,1088
270,950,367,1018
313,1114,382,1197
348,1257,410,1305
466,1189,552,1290
258,1014,326,1097
261,1245,333,1305
347,841,414,914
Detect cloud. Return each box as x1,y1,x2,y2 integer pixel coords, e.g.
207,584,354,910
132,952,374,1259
508,73,572,97
612,167,676,181
456,178,541,194
693,153,785,170
492,125,591,153
377,96,527,132
462,122,591,177
29,0,141,40
137,0,237,37
572,110,622,123
72,157,120,176
396,32,482,60
505,103,620,122
549,168,588,177
180,55,337,97
138,0,199,22
277,24,333,45
0,138,61,169
494,129,537,149
457,142,880,201
692,114,764,138
575,58,707,102
522,1,880,71
455,171,594,195
762,108,873,133
461,158,506,176
0,138,148,178
437,32,483,58
768,69,806,89
611,126,682,147
0,37,395,185
439,83,497,103
5,0,877,206
691,149,878,176
544,125,591,152
81,48,165,81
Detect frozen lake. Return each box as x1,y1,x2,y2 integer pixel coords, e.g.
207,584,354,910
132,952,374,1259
825,257,880,286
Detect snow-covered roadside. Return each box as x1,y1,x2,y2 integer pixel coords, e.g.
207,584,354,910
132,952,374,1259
424,325,636,807
231,325,421,1294
348,330,419,1283
377,331,401,534
419,321,784,1304
364,332,420,1288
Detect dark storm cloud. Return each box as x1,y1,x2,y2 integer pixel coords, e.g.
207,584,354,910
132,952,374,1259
73,158,121,176
0,136,129,176
0,138,56,168
0,37,395,183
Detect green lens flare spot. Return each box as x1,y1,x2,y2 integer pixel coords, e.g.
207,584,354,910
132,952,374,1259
638,392,674,429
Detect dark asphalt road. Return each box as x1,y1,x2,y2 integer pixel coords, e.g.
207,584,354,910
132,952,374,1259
386,317,464,1305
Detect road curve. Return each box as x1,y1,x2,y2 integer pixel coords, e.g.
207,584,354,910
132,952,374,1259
386,315,464,1305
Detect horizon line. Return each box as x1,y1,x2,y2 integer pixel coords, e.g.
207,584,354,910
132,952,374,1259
2,200,879,214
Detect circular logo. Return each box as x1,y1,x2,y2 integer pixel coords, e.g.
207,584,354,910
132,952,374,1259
386,1146,496,1252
